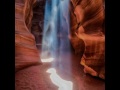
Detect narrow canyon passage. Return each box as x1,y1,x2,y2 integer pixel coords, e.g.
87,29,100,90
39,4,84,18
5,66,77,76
15,0,105,90
35,0,105,90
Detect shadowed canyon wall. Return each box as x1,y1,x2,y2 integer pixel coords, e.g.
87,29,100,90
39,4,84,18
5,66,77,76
31,0,46,50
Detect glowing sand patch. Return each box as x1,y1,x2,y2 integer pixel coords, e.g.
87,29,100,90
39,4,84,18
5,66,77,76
41,57,54,62
46,68,73,90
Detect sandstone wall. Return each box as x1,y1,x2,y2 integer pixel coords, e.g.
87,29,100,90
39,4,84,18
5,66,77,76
15,0,41,72
70,0,105,79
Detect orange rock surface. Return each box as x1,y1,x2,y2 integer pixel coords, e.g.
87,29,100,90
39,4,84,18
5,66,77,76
70,0,105,79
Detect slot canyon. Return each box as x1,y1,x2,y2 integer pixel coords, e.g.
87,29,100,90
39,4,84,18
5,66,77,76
15,0,105,90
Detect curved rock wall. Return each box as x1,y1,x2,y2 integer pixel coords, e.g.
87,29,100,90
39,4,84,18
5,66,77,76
70,0,105,79
15,0,41,72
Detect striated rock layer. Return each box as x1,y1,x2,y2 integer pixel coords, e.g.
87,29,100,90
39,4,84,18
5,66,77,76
70,0,105,79
15,0,42,72
15,0,105,81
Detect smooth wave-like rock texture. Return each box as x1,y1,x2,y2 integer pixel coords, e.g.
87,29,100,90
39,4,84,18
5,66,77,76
15,0,41,72
70,0,105,79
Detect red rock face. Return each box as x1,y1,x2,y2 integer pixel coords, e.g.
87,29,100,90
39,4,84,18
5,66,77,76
69,1,85,55
70,0,105,79
15,0,42,72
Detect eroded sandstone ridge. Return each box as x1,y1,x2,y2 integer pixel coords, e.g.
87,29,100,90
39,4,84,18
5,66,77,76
69,0,105,79
15,0,41,72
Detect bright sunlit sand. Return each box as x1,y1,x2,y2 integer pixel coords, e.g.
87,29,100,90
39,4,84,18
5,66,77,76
41,57,54,62
46,68,73,90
